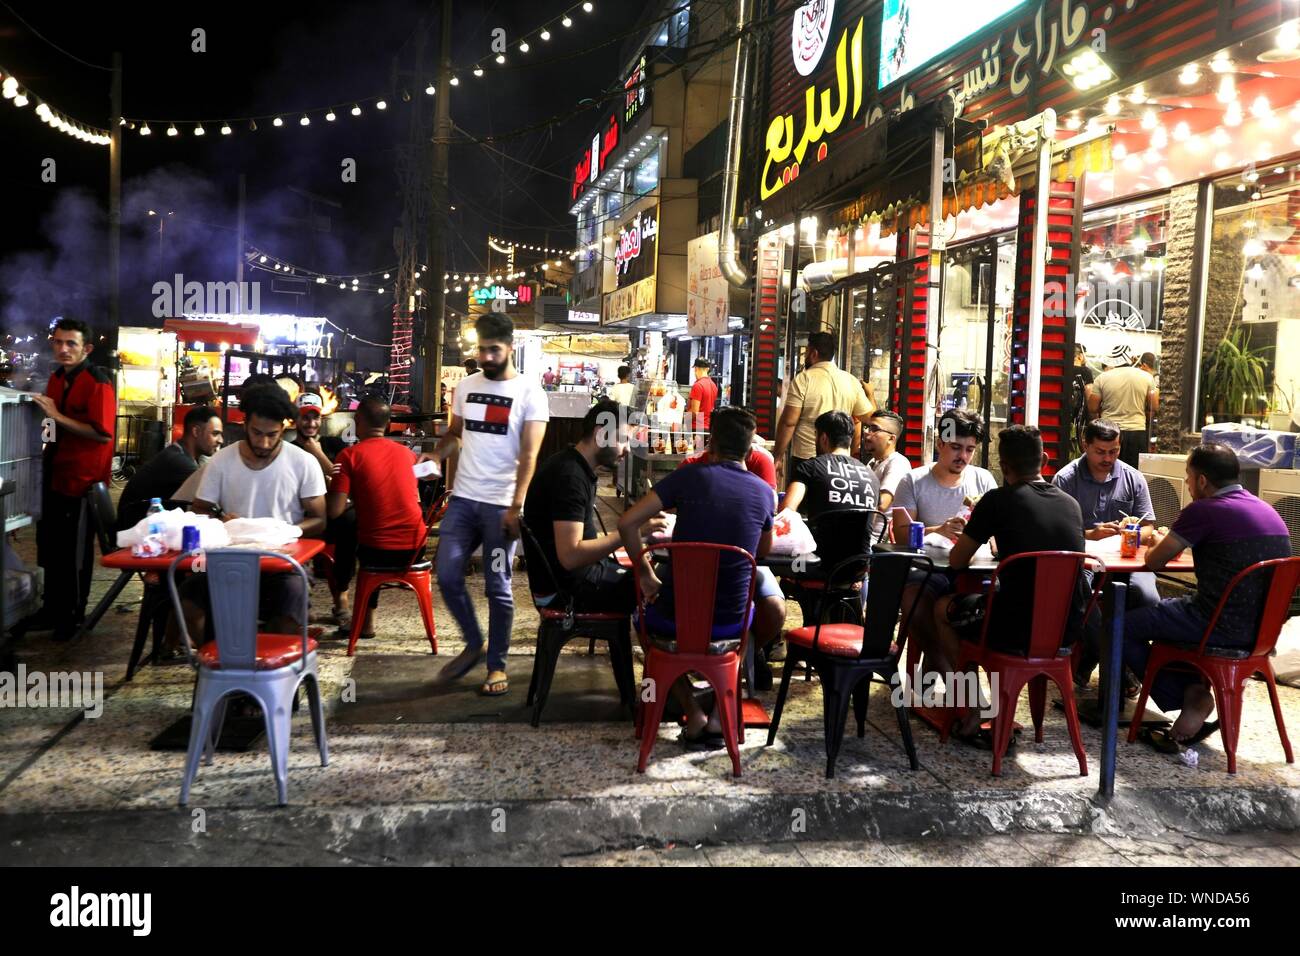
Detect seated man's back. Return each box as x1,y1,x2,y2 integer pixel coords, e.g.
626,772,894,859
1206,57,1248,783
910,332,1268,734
331,437,425,552
118,443,200,530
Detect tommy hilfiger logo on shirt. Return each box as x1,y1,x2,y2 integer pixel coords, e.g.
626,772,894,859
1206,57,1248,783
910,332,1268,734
464,393,514,435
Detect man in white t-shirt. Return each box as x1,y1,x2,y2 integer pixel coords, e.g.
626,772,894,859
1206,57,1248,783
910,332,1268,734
426,314,550,696
861,409,911,510
890,409,998,681
607,365,637,407
184,384,327,636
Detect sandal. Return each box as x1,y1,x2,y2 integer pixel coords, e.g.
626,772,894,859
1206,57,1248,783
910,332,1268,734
954,726,1017,752
435,646,484,685
678,728,727,750
1137,725,1181,754
1173,719,1220,748
479,671,509,697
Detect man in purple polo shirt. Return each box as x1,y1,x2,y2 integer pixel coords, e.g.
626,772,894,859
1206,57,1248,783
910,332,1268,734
618,407,784,747
1124,443,1291,748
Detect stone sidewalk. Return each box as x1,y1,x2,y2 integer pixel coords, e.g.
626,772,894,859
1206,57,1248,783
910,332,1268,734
2,484,1299,865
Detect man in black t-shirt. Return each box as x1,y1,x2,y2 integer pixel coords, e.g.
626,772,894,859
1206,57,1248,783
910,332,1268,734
935,426,1087,741
523,400,661,613
783,410,879,520
117,406,224,530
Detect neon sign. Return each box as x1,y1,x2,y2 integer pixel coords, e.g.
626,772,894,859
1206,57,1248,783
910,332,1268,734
471,284,533,306
614,209,658,284
624,55,648,125
571,113,620,204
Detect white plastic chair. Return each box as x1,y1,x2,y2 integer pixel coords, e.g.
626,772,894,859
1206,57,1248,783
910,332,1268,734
166,549,328,806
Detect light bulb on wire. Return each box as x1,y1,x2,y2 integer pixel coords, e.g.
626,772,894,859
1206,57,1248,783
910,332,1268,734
272,116,283,127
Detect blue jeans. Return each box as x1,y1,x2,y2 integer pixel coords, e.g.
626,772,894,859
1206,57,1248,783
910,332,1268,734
435,496,517,673
1122,596,1213,712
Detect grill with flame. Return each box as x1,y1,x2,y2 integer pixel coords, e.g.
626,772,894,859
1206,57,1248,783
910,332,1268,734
318,385,340,415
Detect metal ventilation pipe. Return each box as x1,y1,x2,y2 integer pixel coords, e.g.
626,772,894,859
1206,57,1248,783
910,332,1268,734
718,0,754,289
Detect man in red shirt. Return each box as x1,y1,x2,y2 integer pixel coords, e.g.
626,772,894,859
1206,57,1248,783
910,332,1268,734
326,397,429,639
687,357,719,432
29,318,115,641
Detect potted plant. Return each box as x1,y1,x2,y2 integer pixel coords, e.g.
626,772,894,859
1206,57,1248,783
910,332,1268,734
1202,326,1272,424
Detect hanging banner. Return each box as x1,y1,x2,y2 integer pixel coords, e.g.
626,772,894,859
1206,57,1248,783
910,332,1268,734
605,276,657,325
687,232,729,337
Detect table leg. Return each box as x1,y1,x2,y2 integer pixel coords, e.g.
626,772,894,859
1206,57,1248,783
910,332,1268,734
77,570,134,639
125,583,161,682
1100,579,1128,799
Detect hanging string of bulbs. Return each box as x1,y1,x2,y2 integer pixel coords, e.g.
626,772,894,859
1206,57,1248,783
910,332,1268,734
1,66,111,145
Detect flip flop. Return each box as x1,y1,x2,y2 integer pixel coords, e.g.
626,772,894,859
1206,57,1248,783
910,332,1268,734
954,726,1017,752
1174,719,1220,748
1137,725,1181,754
678,729,727,751
435,647,484,685
479,671,509,697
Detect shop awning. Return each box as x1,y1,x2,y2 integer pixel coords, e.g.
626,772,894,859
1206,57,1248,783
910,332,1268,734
163,318,260,345
872,119,1113,237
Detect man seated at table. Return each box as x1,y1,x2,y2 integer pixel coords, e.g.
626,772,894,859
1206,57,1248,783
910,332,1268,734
326,397,428,639
1123,443,1291,749
862,409,910,510
891,409,999,678
934,426,1088,746
679,436,777,494
1051,419,1158,686
292,391,356,629
618,407,784,744
183,384,327,639
523,400,659,613
117,405,224,530
782,410,878,521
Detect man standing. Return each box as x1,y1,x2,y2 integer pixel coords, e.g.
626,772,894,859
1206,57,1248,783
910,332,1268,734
427,314,550,697
772,331,873,482
935,426,1088,746
861,409,910,511
687,357,718,432
1089,348,1158,467
608,365,637,407
1124,444,1291,749
1052,419,1159,684
117,405,224,530
29,318,115,641
327,398,430,640
185,384,327,637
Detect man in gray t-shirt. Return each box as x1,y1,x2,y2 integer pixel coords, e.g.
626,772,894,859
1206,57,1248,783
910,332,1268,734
892,462,998,534
861,410,911,510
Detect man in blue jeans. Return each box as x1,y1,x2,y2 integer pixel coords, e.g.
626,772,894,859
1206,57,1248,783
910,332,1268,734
425,314,550,696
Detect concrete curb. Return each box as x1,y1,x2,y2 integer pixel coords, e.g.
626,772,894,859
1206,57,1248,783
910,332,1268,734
2,786,1297,865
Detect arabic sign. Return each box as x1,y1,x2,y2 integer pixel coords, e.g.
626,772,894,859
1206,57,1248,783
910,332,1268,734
605,276,656,325
470,284,534,306
687,233,730,338
792,0,836,77
879,0,1024,89
571,112,620,205
615,207,659,288
624,54,650,126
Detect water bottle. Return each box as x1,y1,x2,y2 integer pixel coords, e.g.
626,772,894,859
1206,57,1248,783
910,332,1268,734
144,497,166,556
146,497,165,517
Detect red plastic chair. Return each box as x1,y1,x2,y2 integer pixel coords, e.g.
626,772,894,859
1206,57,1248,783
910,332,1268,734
942,551,1106,777
346,493,449,656
1126,556,1299,774
633,542,758,778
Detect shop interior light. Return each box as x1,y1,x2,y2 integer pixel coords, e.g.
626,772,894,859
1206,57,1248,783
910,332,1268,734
1105,93,1122,114
1224,100,1244,126
1247,262,1266,281
1065,113,1083,130
1140,108,1158,130
1243,238,1266,257
1172,121,1191,141
1252,95,1272,119
1179,63,1201,85
1210,53,1234,73
1128,83,1146,104
1218,152,1235,169
1276,20,1300,52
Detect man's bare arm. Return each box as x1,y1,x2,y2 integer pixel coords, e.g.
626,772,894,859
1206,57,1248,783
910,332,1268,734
298,495,327,539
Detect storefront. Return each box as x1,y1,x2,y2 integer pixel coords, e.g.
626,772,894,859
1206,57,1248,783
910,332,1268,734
750,0,1300,480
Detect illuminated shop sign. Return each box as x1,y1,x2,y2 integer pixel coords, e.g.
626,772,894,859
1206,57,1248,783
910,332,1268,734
614,207,659,287
624,54,650,125
792,0,837,77
471,284,533,306
879,0,1024,88
571,113,620,204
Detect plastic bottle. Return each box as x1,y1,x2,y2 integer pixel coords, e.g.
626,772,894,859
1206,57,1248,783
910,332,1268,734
143,497,166,556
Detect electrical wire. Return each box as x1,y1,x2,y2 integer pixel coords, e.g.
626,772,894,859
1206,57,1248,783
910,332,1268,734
0,0,113,70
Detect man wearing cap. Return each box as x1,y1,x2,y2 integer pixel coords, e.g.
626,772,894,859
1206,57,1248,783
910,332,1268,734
292,391,355,628
688,357,719,432
1089,348,1158,468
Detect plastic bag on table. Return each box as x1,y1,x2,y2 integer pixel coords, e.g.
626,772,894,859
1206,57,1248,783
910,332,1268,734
116,508,231,551
222,518,302,551
769,509,817,556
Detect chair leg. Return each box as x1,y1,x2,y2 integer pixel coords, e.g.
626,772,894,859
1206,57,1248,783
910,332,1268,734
822,670,856,779
713,679,743,778
587,637,597,656
1126,658,1159,744
255,681,295,806
636,661,676,773
1055,671,1089,776
180,680,217,807
766,652,798,746
1028,674,1048,743
1209,674,1242,775
412,571,438,654
348,576,381,656
607,626,635,711
304,671,329,767
531,630,564,728
204,695,228,766
83,570,133,636
125,584,162,681
991,672,1024,777
525,627,544,706
1262,666,1295,763
892,685,921,771
852,678,870,738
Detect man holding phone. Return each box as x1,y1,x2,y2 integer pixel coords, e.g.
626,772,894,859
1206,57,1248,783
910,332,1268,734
1052,419,1158,685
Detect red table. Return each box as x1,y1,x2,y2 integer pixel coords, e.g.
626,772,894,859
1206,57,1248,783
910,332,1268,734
101,539,326,680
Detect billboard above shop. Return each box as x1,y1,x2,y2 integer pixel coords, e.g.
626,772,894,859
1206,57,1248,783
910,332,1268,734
878,0,1026,89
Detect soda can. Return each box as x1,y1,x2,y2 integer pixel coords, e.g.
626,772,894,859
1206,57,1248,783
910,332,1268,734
182,525,201,553
909,521,925,551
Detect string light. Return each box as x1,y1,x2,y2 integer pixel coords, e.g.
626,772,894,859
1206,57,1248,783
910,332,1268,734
272,116,283,127
194,124,205,136
325,110,336,121
220,122,232,135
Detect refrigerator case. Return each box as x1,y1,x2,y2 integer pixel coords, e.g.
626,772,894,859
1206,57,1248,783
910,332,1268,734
0,388,44,532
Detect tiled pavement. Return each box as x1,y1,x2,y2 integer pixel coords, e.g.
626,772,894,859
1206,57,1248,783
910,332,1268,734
2,483,1299,864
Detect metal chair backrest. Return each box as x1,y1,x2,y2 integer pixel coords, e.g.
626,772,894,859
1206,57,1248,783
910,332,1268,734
403,491,449,574
802,551,934,659
1201,556,1300,657
975,551,1106,659
86,481,117,554
634,542,757,657
517,515,566,609
165,548,311,672
807,508,889,571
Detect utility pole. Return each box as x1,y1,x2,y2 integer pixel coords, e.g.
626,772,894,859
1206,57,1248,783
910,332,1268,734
422,0,452,413
107,52,122,362
236,174,246,312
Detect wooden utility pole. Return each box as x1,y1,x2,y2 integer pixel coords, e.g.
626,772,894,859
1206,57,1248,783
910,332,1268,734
236,174,246,311
422,0,452,412
107,52,122,360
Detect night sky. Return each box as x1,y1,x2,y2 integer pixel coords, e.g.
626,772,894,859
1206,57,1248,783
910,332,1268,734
0,0,646,363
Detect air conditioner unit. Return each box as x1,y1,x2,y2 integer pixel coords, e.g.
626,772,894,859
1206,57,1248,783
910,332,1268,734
1259,469,1300,617
1139,453,1190,528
